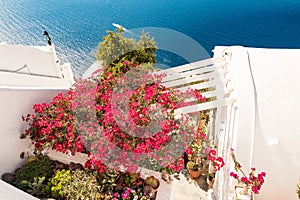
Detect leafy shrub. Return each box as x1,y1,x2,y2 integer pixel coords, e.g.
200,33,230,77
99,169,120,194
96,28,157,66
22,177,47,196
49,169,101,200
14,154,53,195
66,169,101,200
48,169,72,198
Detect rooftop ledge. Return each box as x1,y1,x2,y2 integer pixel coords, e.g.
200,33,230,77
0,43,74,88
0,70,71,89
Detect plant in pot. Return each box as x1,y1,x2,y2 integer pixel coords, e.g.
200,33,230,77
143,176,160,199
185,123,210,179
186,160,203,179
185,120,225,181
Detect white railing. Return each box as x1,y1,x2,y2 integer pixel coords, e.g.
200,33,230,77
158,53,238,199
159,56,236,143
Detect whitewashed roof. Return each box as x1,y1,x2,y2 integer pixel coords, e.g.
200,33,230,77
0,43,74,88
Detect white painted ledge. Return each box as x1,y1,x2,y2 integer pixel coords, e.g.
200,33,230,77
0,179,38,200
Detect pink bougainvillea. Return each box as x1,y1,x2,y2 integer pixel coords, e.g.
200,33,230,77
22,60,206,174
21,91,85,155
207,149,225,172
230,149,266,194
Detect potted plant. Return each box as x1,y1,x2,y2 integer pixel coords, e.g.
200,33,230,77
185,121,224,180
143,176,160,199
186,160,203,179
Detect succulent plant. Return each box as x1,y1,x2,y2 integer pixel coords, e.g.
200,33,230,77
64,169,101,200
48,168,103,200
48,169,72,198
21,176,48,196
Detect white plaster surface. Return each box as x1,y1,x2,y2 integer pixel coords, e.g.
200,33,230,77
0,43,59,77
213,46,300,200
0,43,72,199
0,179,38,200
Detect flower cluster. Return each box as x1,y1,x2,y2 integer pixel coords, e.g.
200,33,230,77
185,127,208,161
22,60,206,174
230,149,266,194
112,188,150,200
21,91,85,155
207,149,225,172
88,61,208,172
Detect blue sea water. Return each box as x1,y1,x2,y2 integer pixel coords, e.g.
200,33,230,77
0,0,299,76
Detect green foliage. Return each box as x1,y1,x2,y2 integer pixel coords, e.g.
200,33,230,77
186,160,202,171
19,177,48,196
119,172,143,191
49,169,101,200
99,169,120,193
14,154,53,194
139,157,175,174
64,169,101,200
96,28,157,66
48,169,72,198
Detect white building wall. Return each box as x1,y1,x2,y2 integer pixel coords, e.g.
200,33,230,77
213,46,300,200
248,47,300,200
0,43,74,85
0,88,68,176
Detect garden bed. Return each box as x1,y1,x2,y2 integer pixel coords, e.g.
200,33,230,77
1,152,162,200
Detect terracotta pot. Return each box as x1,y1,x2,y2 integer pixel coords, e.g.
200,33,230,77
198,119,206,129
188,169,202,179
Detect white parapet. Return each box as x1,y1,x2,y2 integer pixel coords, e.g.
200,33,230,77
0,180,38,200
